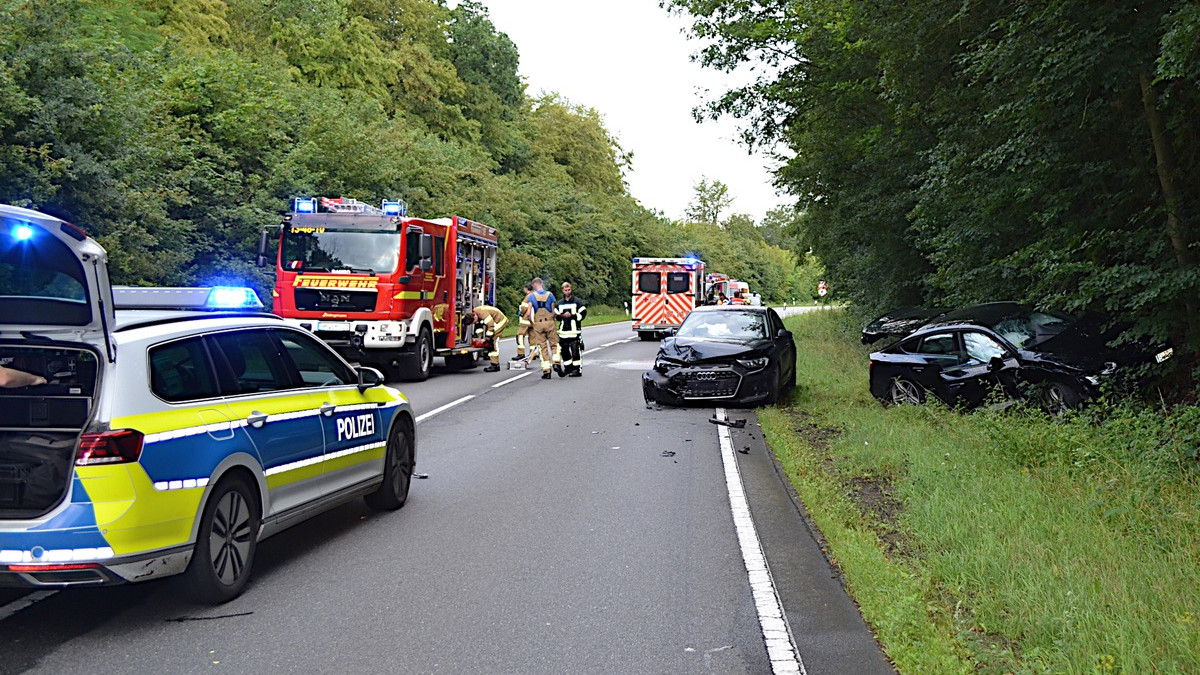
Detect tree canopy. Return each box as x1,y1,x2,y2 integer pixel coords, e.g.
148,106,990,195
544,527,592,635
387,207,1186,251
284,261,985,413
666,0,1200,372
0,0,804,314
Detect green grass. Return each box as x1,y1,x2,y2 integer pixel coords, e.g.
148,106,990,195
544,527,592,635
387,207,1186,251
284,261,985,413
760,309,1200,674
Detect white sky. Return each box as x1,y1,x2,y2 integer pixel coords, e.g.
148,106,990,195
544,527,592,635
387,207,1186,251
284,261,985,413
474,0,786,222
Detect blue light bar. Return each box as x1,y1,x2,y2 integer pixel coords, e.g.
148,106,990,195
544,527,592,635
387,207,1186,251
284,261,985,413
381,200,406,217
293,198,317,214
207,286,263,309
12,224,33,241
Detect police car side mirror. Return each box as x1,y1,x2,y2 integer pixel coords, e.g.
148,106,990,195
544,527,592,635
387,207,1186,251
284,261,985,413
356,366,386,392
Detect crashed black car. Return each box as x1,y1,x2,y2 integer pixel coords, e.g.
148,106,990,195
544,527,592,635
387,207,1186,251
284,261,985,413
867,302,1174,413
643,306,796,406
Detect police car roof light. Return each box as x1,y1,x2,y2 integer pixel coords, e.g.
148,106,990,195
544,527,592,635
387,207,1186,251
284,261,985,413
12,224,33,241
294,197,318,214
207,286,264,309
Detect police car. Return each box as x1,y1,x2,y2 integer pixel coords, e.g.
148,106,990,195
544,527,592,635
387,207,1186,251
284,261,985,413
0,204,416,603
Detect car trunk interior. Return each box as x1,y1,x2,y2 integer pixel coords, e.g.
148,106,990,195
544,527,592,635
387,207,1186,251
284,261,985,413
0,345,99,519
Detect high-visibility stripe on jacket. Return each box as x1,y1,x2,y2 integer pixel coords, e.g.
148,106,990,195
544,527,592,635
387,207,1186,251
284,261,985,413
557,295,587,337
518,300,531,326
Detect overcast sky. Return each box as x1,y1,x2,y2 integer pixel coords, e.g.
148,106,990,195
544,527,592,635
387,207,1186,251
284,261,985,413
474,0,786,222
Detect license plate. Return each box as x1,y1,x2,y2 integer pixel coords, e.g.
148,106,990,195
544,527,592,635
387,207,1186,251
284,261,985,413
318,322,351,332
1156,348,1174,364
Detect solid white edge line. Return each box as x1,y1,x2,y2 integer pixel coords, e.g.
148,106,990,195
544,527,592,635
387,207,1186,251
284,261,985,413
492,372,533,388
715,407,807,675
415,395,475,424
0,590,57,622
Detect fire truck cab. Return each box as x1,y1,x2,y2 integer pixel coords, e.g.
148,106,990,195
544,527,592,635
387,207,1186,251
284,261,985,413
631,257,705,341
262,197,498,381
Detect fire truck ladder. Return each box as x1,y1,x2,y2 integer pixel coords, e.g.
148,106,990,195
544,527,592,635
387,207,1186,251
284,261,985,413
320,198,386,215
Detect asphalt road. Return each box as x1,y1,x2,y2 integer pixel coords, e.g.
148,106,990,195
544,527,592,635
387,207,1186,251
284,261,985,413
1,313,890,674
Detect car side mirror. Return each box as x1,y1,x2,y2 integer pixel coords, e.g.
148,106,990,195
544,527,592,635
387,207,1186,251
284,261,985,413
356,366,385,392
255,229,271,267
777,328,789,338
987,356,1005,372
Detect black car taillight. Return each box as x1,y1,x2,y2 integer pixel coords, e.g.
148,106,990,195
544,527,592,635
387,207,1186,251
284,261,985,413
75,429,144,466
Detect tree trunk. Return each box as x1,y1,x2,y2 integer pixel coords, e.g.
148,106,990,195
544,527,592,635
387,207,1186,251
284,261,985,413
1139,72,1198,346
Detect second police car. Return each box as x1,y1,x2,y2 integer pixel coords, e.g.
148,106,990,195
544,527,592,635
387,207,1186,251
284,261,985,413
0,204,416,603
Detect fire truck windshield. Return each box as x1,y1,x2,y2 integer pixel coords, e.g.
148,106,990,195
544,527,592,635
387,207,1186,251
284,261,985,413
282,229,401,274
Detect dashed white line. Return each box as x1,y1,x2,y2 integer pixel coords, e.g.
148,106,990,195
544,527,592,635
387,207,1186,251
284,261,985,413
0,590,57,622
601,340,625,347
492,372,534,388
583,348,602,355
415,395,475,424
714,407,806,675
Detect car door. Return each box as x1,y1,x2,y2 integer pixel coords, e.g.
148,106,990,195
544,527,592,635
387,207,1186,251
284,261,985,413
909,332,968,403
273,328,387,495
935,330,1012,407
207,328,326,518
767,309,796,380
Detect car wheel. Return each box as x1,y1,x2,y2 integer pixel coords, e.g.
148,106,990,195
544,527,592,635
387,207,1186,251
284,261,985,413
365,416,415,511
1039,379,1082,415
186,474,260,604
403,326,434,381
783,359,797,392
764,364,782,404
887,377,926,406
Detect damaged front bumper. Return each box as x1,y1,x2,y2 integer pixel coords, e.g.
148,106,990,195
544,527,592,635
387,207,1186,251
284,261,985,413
642,362,775,407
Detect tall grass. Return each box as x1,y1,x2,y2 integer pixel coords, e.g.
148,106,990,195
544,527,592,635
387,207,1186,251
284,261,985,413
761,309,1200,673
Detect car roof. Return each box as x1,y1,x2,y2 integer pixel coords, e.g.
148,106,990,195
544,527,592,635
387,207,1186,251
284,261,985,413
920,302,1030,330
114,310,284,334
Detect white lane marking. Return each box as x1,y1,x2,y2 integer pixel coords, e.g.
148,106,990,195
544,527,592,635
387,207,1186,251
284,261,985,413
492,372,534,388
715,407,806,675
0,590,57,622
601,340,625,347
415,395,475,424
583,348,602,355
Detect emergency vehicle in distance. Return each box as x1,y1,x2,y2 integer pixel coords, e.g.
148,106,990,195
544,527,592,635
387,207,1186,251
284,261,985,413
631,257,706,340
260,197,499,381
704,272,731,305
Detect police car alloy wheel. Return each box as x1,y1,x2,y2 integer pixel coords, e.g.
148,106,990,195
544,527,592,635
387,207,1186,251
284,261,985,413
364,416,415,511
186,474,261,604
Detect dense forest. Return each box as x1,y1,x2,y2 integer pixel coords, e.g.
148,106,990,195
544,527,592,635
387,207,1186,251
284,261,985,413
0,0,815,313
667,0,1200,377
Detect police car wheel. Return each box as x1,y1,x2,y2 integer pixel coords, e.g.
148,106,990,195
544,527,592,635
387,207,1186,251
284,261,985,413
187,474,260,604
365,416,415,511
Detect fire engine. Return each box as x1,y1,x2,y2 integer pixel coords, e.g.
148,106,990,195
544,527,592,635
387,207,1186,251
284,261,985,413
631,257,705,340
259,197,498,381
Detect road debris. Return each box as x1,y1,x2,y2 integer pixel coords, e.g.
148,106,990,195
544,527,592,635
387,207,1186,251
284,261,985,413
414,473,430,479
165,612,254,623
708,416,746,429
738,446,750,454
661,451,676,457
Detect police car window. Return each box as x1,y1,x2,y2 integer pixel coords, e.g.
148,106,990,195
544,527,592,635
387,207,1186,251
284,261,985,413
275,330,354,388
638,272,660,294
963,331,1007,364
666,272,690,294
208,330,294,395
0,231,90,326
149,337,220,402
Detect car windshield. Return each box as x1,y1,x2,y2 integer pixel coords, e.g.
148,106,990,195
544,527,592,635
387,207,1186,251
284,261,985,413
282,229,401,274
676,311,767,341
989,309,1076,349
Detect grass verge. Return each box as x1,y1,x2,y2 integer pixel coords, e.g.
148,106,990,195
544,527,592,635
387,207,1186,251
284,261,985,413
761,309,1200,674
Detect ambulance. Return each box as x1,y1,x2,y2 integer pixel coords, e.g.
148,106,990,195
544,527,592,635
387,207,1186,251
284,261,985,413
630,257,706,340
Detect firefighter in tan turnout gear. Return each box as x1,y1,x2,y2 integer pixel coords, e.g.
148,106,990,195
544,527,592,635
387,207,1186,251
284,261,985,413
511,282,533,362
472,305,509,372
556,282,587,377
525,277,562,380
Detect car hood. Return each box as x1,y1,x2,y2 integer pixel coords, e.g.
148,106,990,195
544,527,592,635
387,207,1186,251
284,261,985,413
659,336,769,363
1022,321,1122,371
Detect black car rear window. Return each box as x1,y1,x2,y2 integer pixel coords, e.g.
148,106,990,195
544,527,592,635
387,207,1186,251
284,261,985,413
638,272,661,294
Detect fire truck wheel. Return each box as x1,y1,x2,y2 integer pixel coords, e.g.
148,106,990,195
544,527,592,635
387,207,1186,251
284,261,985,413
402,326,434,381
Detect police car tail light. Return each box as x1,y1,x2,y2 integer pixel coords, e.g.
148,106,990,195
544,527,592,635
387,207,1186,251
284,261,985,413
75,429,144,466
8,562,101,572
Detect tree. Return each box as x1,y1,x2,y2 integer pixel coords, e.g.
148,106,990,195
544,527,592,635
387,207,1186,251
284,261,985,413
686,177,732,226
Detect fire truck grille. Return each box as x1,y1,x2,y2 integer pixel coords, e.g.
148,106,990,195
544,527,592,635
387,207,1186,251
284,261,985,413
679,370,740,398
294,288,377,312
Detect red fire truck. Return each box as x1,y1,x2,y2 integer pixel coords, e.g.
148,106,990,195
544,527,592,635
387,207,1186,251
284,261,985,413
260,197,498,381
631,257,705,340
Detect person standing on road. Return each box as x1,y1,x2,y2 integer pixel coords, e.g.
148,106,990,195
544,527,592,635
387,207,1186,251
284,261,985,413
556,282,587,377
512,282,533,362
472,305,509,372
525,277,561,380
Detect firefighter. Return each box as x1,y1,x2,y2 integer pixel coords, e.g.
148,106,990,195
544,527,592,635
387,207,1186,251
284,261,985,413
471,304,509,372
511,282,533,362
557,281,587,377
525,277,561,380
